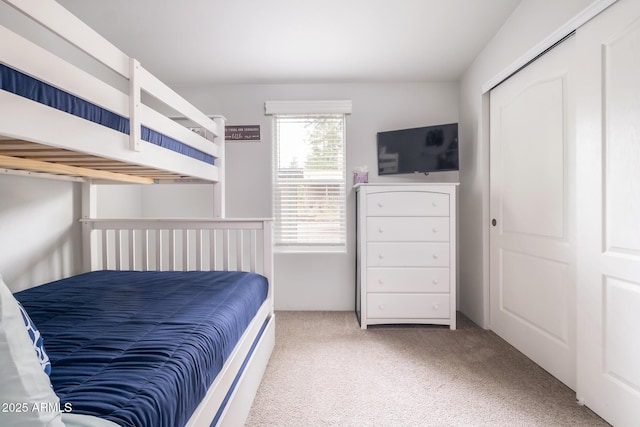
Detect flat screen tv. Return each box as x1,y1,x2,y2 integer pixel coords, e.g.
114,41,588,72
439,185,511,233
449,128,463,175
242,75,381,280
377,123,459,175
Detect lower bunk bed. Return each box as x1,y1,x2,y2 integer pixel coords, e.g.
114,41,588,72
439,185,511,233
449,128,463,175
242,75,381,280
1,219,274,427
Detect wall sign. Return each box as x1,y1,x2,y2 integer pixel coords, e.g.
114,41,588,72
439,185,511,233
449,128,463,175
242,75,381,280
225,125,261,142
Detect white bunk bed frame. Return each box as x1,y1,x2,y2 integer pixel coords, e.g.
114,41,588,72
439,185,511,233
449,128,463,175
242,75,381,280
81,213,275,427
0,0,225,198
0,1,274,426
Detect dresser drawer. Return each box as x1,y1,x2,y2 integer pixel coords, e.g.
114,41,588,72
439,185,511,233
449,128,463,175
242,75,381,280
367,293,450,319
367,242,449,267
367,217,450,242
366,191,449,216
367,267,450,293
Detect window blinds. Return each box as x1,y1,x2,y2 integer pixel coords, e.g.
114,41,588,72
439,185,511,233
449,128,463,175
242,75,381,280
272,114,346,248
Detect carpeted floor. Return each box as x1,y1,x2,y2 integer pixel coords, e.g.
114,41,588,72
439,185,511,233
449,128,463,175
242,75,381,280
245,311,608,427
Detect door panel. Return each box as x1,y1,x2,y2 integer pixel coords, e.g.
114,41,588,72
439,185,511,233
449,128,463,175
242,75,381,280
605,19,640,256
500,78,566,239
490,36,575,389
576,1,640,424
500,249,569,344
604,276,640,390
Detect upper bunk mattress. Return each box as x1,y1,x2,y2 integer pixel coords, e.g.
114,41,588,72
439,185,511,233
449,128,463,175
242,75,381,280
0,63,214,165
14,270,269,427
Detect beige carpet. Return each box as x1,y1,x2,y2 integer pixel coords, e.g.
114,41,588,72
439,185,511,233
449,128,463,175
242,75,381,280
246,311,607,427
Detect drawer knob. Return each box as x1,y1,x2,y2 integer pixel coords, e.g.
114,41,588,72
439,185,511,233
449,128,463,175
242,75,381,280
378,279,384,285
378,254,384,259
379,305,385,310
433,303,440,310
378,202,384,208
433,279,439,285
432,201,438,207
433,253,439,259
378,228,384,233
432,227,438,233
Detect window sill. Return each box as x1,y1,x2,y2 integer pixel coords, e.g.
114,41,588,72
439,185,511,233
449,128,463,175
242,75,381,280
275,245,347,254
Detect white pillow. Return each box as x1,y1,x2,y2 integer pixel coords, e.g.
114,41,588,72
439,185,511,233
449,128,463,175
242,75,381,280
0,275,65,427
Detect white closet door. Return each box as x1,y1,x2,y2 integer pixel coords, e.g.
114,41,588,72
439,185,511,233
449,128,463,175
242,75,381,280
576,1,640,425
490,37,576,388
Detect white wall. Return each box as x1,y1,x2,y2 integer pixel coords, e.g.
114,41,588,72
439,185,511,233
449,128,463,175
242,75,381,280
458,0,597,327
96,184,215,218
0,175,82,292
109,82,459,310
96,185,142,218
218,82,458,311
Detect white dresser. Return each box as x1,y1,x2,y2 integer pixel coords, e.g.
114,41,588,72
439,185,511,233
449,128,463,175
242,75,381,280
356,183,458,329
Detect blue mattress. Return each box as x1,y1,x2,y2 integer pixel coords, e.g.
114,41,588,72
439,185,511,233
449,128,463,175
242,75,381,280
14,270,269,427
0,63,214,165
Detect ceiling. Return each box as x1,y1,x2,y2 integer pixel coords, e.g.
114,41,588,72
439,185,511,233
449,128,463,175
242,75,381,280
57,0,521,86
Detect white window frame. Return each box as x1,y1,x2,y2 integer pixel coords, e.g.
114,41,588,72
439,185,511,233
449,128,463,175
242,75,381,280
266,100,352,252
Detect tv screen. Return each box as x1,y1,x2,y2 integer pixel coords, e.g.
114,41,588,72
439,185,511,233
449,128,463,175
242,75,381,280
377,123,459,175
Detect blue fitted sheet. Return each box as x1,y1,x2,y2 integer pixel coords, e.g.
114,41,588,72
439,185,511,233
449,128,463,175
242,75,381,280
0,63,214,165
14,270,269,427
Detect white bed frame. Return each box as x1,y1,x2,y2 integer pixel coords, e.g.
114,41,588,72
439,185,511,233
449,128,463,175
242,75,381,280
1,1,274,425
0,0,225,196
82,214,275,427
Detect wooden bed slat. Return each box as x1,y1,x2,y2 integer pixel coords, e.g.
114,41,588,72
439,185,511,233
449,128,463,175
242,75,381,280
0,140,193,180
1,150,92,157
0,154,154,184
3,156,118,163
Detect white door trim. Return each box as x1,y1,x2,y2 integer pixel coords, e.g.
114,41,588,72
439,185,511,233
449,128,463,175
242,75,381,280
481,0,618,94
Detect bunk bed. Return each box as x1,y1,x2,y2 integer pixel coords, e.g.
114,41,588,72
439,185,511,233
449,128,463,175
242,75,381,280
0,1,274,426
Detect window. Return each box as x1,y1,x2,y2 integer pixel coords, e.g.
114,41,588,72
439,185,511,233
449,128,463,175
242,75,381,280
266,101,351,251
